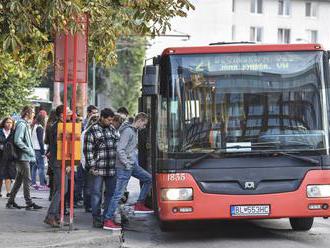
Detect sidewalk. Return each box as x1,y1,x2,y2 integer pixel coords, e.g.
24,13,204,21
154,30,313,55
0,188,122,248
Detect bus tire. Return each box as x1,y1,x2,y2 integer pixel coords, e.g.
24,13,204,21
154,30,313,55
289,217,314,231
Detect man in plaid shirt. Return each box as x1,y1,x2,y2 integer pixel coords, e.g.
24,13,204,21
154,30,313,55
83,108,119,228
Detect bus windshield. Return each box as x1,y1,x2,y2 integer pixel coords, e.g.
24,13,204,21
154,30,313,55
165,51,329,154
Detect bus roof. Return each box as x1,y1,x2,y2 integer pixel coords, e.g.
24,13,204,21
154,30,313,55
161,43,324,56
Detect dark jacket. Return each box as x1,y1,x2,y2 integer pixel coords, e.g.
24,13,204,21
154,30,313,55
46,121,59,167
0,129,16,179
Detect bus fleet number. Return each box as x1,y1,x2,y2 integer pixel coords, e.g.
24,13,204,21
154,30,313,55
167,173,186,182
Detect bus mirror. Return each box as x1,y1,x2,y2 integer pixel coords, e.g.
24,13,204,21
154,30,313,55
142,65,159,96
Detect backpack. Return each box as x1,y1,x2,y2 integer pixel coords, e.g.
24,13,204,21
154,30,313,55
2,129,19,162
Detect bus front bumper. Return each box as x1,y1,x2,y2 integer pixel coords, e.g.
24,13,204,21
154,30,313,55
156,170,330,221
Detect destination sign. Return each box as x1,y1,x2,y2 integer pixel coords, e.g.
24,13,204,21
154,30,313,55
181,51,321,74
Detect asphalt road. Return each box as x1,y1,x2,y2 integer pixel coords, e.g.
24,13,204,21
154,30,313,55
1,178,329,248
124,178,330,248
122,215,330,248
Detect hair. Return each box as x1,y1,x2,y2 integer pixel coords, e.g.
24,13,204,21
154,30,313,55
100,108,115,119
34,113,46,128
0,117,15,129
21,106,34,118
117,107,129,116
46,109,57,128
87,105,98,114
112,114,125,125
55,105,64,118
134,112,149,122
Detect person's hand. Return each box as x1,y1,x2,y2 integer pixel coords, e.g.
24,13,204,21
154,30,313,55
65,166,71,174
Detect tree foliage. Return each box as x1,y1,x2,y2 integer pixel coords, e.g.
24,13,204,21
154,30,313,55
0,0,194,117
99,36,146,114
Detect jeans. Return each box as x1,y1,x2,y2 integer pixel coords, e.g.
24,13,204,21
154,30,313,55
104,164,152,221
83,169,92,209
31,150,46,186
8,161,33,206
75,164,84,202
46,165,68,219
90,175,116,220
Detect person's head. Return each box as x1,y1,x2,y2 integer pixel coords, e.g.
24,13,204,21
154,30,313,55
112,115,125,129
46,109,57,127
35,113,46,128
133,112,149,130
117,107,129,119
55,105,72,122
87,105,98,118
21,106,35,122
0,117,15,131
99,108,115,127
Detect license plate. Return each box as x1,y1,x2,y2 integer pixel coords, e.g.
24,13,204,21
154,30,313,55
230,205,270,217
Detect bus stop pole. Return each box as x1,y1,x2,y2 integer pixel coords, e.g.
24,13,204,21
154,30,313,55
60,33,69,228
69,33,78,230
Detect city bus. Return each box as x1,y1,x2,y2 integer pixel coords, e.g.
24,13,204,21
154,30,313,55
139,43,330,231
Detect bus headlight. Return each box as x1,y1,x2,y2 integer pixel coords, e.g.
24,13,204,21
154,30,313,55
161,188,193,201
307,185,330,198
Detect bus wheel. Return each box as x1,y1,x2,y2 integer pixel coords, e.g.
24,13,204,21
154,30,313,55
159,221,175,232
289,217,314,231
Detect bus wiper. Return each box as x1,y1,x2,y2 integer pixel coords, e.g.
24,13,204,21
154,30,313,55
183,142,280,169
184,149,222,168
277,152,320,165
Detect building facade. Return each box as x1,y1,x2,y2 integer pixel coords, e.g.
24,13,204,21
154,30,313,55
146,0,330,58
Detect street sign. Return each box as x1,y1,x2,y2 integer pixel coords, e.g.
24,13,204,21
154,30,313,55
54,17,88,83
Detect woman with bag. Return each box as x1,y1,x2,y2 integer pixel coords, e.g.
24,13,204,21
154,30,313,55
0,117,16,197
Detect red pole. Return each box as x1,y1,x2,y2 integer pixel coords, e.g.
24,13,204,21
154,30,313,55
69,33,78,229
60,33,69,227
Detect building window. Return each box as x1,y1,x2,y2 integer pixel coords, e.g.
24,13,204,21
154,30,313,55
278,0,291,16
251,0,263,14
232,0,236,12
278,28,291,43
250,27,263,42
307,30,318,43
305,2,317,17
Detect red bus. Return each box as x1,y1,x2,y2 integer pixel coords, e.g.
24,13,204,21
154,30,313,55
139,43,330,231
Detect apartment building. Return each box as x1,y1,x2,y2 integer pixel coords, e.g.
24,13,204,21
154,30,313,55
146,0,330,58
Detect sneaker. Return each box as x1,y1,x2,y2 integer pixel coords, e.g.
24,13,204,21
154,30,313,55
134,202,154,214
31,184,39,190
26,203,43,210
38,185,49,191
6,202,22,209
6,193,11,198
103,219,122,231
93,218,103,228
44,217,60,228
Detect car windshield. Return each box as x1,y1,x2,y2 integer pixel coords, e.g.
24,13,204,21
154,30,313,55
165,51,329,154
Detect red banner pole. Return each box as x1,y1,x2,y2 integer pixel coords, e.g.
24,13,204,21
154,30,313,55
60,33,68,228
69,33,78,230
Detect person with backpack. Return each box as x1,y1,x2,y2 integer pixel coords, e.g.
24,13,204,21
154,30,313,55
0,117,16,198
6,106,42,210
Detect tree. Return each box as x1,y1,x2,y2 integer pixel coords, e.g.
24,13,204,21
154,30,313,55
104,36,146,114
0,0,194,117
